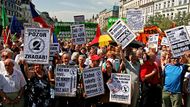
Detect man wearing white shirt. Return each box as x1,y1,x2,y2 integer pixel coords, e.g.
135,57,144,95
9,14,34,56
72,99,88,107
0,59,26,107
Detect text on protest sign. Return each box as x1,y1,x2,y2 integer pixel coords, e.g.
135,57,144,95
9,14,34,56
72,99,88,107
165,26,190,57
126,9,144,32
71,24,86,45
107,73,131,104
49,43,59,61
55,65,78,97
148,34,159,51
83,67,104,98
24,28,50,64
107,19,137,49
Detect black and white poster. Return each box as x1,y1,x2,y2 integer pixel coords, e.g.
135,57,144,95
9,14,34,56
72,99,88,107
107,73,131,104
107,19,136,49
126,9,144,32
24,28,50,64
83,67,104,98
165,26,190,57
71,24,86,45
55,65,78,97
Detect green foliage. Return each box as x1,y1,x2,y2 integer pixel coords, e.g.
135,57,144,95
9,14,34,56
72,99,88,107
146,13,190,31
146,14,173,31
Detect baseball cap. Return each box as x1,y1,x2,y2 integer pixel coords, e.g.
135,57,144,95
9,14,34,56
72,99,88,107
91,55,101,61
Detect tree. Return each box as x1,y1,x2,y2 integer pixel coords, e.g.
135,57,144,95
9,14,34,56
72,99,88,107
146,14,173,31
173,12,190,26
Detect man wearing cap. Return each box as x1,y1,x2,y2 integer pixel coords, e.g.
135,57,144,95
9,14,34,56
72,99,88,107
162,56,190,107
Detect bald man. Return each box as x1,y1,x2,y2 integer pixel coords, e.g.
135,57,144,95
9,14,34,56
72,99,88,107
0,59,26,107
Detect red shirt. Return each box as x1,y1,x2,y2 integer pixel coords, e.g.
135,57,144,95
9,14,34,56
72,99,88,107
140,61,161,85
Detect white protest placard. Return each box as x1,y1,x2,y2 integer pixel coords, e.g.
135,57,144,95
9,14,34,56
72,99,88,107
50,43,59,61
148,34,159,51
24,28,50,64
107,19,137,49
55,65,78,97
165,26,190,57
161,37,169,46
71,24,86,45
126,9,144,32
83,67,104,98
107,73,131,104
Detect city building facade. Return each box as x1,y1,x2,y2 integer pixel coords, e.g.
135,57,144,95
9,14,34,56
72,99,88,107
98,5,119,30
119,0,190,22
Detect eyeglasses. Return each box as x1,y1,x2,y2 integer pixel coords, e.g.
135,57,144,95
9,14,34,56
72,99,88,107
4,64,11,67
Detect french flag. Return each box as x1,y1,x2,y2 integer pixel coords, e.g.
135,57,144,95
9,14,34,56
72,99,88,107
30,2,49,28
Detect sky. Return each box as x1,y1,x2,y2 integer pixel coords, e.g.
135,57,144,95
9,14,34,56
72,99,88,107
32,0,119,22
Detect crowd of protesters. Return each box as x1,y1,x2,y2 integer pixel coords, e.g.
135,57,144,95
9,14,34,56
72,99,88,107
0,38,190,107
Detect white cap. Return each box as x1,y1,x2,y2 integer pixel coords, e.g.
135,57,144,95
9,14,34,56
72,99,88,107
21,44,24,47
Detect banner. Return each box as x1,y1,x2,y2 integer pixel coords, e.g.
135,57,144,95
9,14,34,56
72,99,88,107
161,37,169,46
71,24,86,45
55,65,78,97
107,19,136,49
107,73,131,104
83,67,104,98
24,28,50,64
50,43,59,61
126,9,144,32
165,26,190,57
148,34,159,51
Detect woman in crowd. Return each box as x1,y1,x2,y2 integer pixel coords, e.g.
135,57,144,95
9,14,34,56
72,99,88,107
27,64,51,107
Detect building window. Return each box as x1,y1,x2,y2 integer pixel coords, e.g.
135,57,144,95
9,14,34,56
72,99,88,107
168,1,170,7
156,4,158,10
159,3,161,9
164,2,166,8
184,0,187,4
172,0,174,6
163,14,165,17
179,0,182,5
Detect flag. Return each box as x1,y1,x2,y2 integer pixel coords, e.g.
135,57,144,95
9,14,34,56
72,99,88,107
1,2,11,47
10,15,24,36
29,2,49,28
1,2,8,29
90,24,101,45
53,33,58,43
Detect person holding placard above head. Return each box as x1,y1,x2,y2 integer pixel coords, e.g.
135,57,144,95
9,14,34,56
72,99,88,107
140,52,162,107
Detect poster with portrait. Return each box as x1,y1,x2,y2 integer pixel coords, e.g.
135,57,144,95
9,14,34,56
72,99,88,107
107,73,131,104
148,34,159,51
165,26,190,57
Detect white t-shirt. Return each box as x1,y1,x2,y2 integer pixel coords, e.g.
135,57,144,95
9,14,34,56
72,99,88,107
185,72,190,93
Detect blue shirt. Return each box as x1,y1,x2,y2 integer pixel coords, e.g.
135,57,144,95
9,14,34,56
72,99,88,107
164,64,185,93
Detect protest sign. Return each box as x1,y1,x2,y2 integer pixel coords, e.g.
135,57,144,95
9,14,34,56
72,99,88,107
55,65,78,97
24,28,50,64
126,9,144,32
49,43,59,61
107,73,131,104
74,15,85,23
148,34,159,51
161,37,169,46
71,24,86,45
165,26,190,57
107,19,136,49
83,67,104,98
